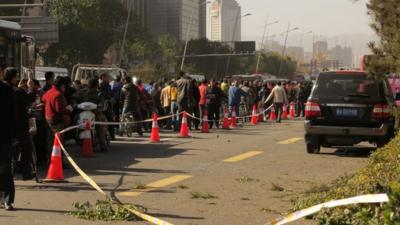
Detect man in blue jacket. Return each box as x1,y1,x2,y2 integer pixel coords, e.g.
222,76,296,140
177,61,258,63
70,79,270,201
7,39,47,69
228,81,245,116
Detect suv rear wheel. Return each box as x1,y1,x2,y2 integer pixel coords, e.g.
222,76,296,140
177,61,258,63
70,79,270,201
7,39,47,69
306,142,320,154
305,134,321,154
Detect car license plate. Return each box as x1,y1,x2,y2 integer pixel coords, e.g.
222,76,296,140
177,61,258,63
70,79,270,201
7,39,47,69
336,108,358,117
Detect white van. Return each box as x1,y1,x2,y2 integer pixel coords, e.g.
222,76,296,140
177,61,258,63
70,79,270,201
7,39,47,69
71,64,128,85
35,67,69,85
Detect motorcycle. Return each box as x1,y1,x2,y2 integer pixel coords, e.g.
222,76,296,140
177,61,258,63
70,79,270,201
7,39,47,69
76,102,97,146
120,112,136,137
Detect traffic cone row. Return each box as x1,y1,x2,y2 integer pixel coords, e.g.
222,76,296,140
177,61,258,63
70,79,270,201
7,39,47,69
281,105,288,120
150,113,161,143
180,111,190,138
289,102,296,119
269,107,277,121
251,105,258,125
43,105,284,184
222,106,230,129
201,109,210,133
230,108,237,128
81,121,94,157
45,133,64,182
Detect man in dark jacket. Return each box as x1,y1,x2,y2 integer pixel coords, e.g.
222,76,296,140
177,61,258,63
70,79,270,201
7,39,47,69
296,82,307,117
0,64,17,210
176,71,194,128
99,73,115,139
192,79,200,130
4,69,36,181
41,71,54,93
207,79,223,129
121,76,143,136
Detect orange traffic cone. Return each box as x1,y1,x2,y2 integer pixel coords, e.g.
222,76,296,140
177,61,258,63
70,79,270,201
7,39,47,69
230,108,238,128
222,107,230,129
251,105,258,125
179,111,190,138
281,105,288,120
150,113,161,142
81,121,94,157
269,106,277,121
289,102,296,119
201,109,210,133
45,133,64,181
258,107,265,122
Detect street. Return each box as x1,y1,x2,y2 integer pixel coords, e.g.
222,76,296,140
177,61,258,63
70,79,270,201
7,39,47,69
0,120,370,225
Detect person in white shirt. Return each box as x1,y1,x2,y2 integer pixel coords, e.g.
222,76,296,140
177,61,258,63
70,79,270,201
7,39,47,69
265,81,288,123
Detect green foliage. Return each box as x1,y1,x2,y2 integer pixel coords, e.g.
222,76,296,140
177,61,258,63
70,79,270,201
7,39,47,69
364,0,400,76
44,0,127,68
67,200,147,221
184,38,296,78
0,0,29,16
294,134,400,224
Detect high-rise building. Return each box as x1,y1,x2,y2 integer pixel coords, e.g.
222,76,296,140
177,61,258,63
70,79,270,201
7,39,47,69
313,41,328,57
199,0,207,38
286,46,305,62
146,0,201,41
329,45,353,68
209,0,241,42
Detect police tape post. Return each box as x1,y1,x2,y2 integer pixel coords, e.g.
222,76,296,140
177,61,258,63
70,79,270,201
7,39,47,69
265,194,390,225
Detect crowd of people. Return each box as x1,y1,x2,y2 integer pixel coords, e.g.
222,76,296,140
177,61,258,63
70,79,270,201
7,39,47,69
0,64,312,210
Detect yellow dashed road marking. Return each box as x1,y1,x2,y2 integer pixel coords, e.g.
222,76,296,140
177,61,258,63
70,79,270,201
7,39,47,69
278,137,303,145
118,175,192,197
223,151,263,163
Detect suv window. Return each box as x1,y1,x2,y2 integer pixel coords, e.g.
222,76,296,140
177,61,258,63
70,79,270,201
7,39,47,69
313,73,383,101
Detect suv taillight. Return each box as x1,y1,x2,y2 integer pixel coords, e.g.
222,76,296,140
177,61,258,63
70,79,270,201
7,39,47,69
305,102,321,118
372,104,391,119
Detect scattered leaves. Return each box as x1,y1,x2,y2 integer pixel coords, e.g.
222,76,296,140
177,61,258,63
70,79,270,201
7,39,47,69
190,191,218,199
67,200,147,221
271,183,285,192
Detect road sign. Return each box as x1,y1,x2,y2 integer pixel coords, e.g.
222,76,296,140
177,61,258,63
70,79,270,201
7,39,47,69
20,17,59,44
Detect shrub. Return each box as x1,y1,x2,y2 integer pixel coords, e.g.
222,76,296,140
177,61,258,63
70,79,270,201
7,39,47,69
294,135,400,224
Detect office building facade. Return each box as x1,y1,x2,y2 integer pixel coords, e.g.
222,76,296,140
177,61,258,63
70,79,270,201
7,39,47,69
145,0,202,41
209,0,241,42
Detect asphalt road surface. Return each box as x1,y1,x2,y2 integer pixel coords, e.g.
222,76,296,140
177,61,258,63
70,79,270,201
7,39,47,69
0,120,371,225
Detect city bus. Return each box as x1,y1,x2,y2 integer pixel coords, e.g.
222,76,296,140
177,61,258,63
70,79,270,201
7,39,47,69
0,20,36,78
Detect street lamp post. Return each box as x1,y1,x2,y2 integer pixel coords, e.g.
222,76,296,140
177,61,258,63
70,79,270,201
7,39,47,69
225,12,251,76
278,24,299,77
180,1,211,71
255,19,279,73
296,29,312,71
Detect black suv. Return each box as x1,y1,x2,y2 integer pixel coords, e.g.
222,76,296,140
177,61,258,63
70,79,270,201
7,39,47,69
304,71,399,154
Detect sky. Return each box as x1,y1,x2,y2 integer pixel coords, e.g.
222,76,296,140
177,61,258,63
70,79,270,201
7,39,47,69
236,0,373,41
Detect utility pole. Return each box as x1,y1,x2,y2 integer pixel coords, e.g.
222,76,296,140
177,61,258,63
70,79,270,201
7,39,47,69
255,15,269,73
225,9,241,77
119,0,132,67
255,19,279,73
180,16,193,72
278,24,298,77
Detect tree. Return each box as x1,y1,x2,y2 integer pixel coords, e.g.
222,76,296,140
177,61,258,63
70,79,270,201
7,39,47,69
358,0,400,77
44,0,127,68
0,0,30,17
157,34,180,76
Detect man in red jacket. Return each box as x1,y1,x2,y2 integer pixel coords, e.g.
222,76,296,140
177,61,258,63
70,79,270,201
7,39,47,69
42,77,70,161
198,79,209,117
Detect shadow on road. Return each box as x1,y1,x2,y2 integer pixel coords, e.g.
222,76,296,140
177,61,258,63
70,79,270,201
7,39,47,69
149,212,204,220
16,208,70,214
320,147,376,158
